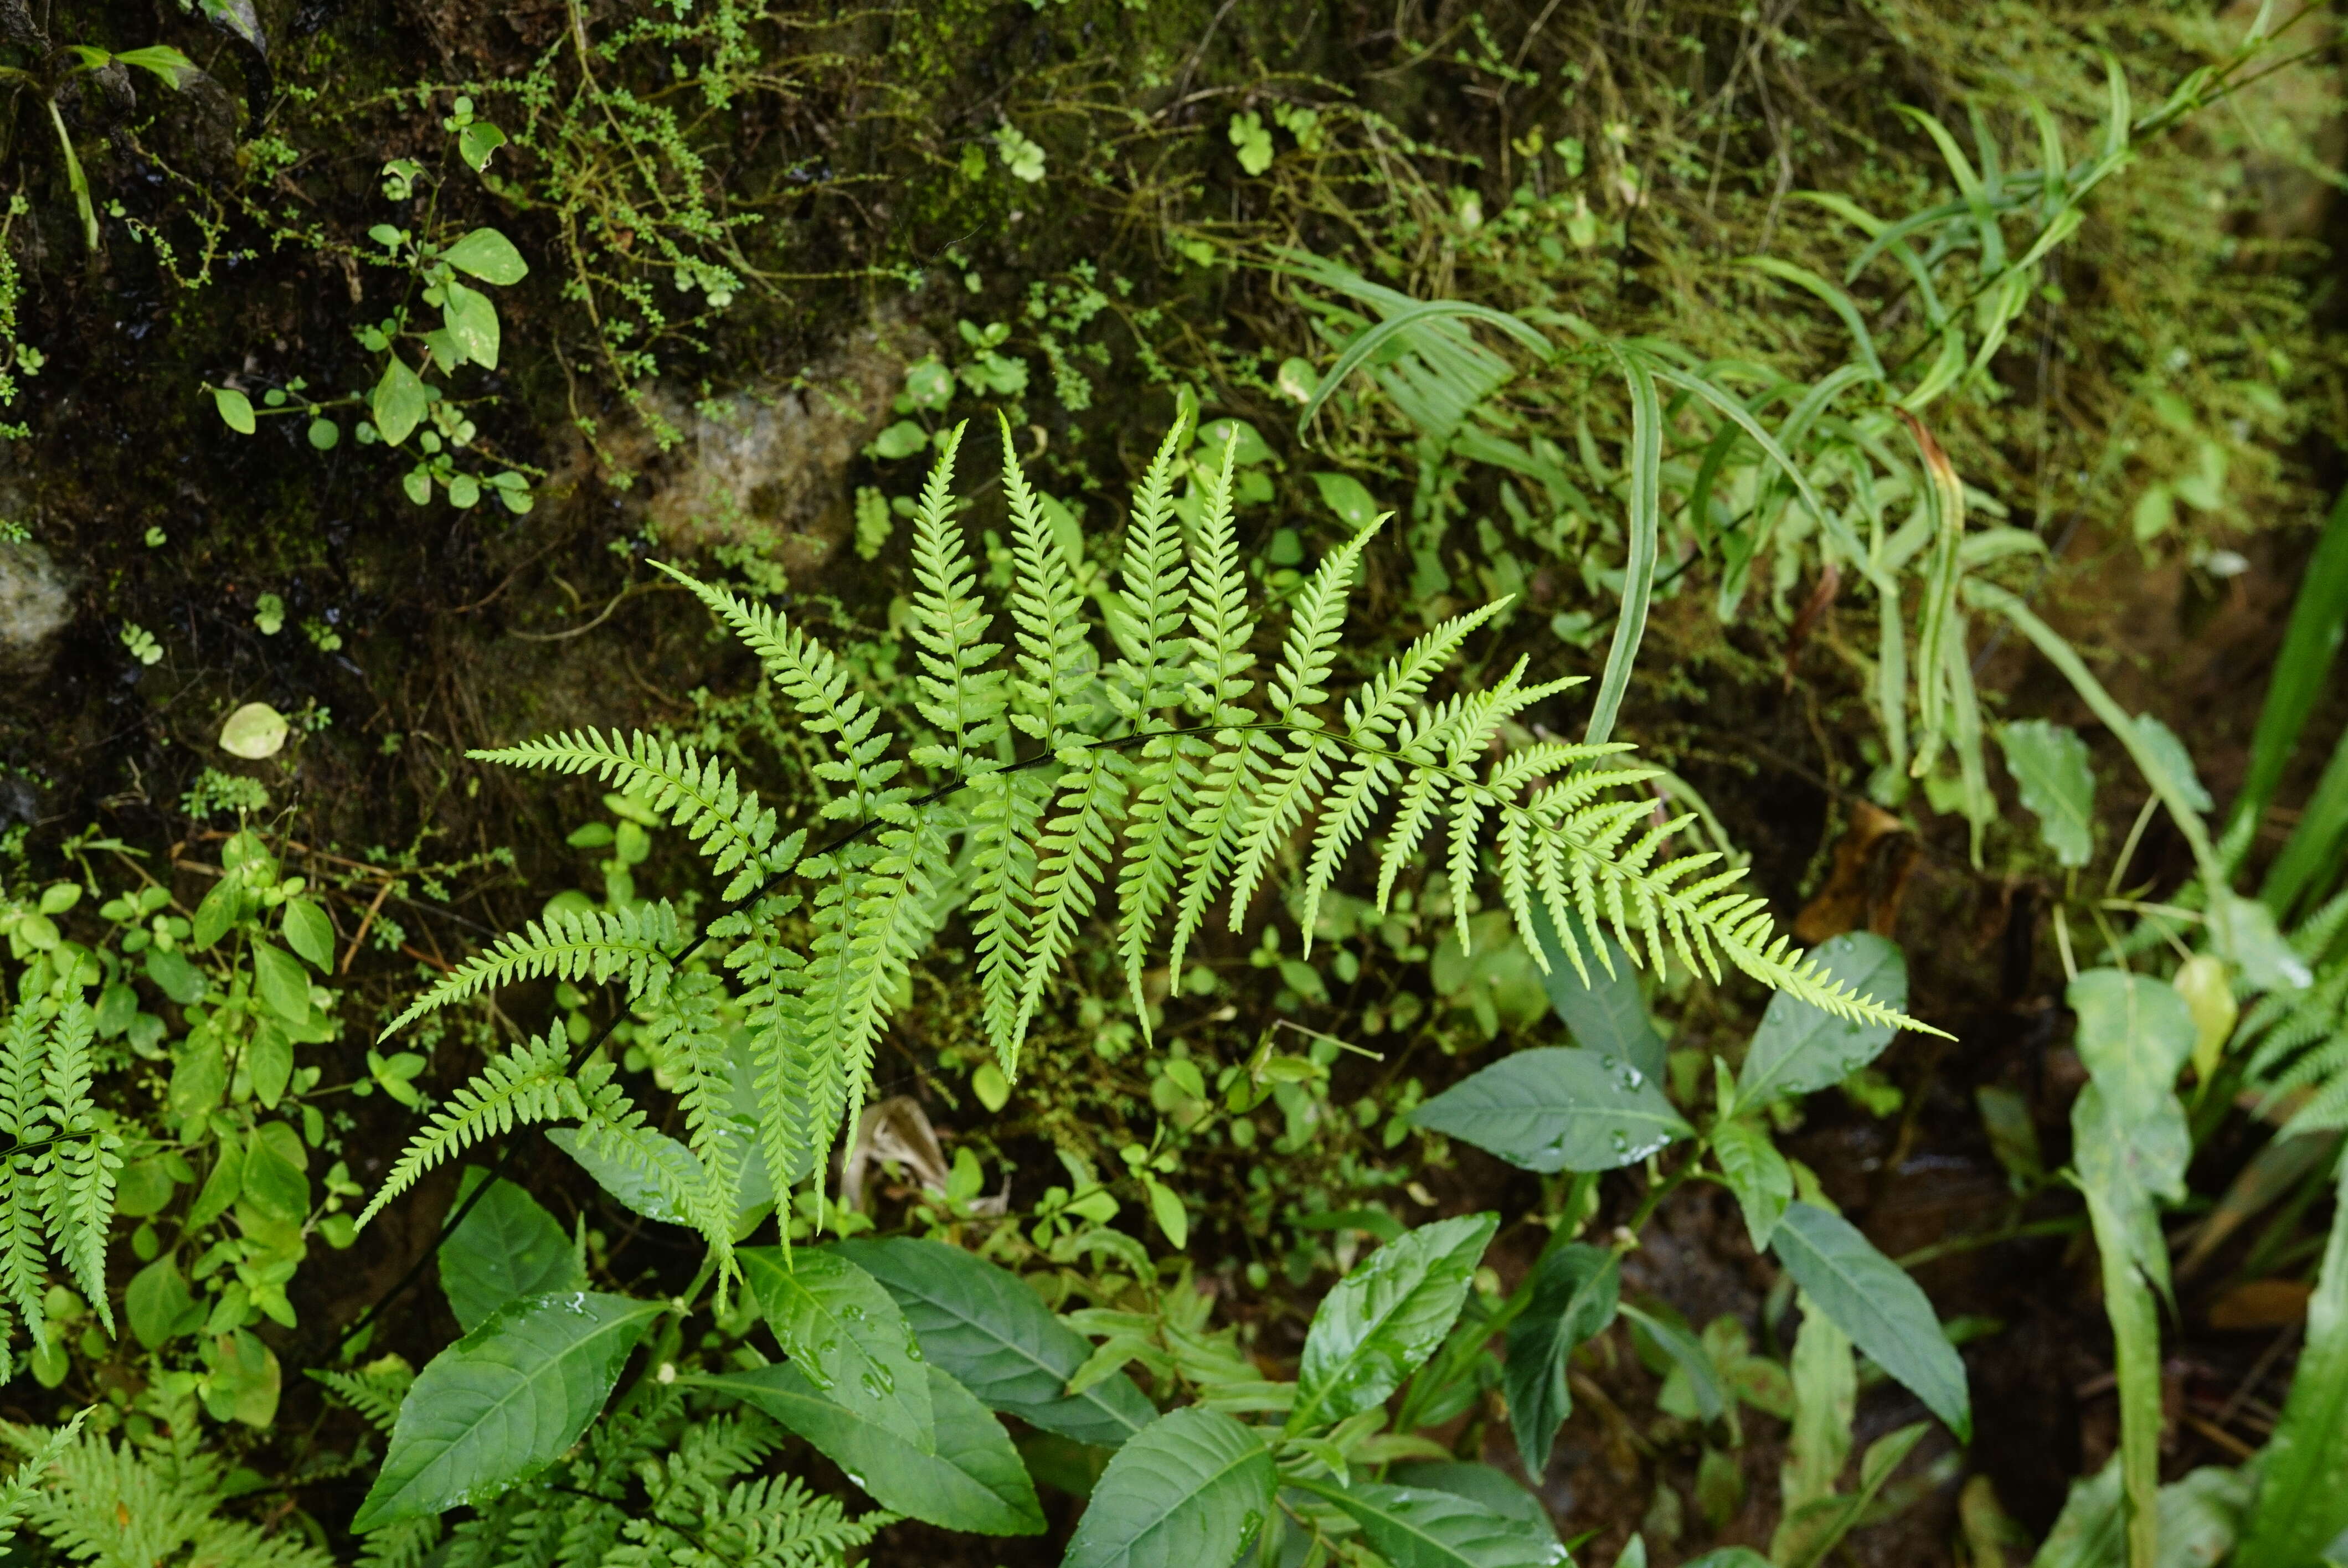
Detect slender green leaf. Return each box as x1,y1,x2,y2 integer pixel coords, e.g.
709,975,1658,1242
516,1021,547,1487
2230,487,2348,863
1291,1213,1497,1432
1768,1203,1970,1441
1063,1407,1275,1568
689,1362,1045,1536
739,1246,931,1452
1298,1478,1569,1568
2262,720,2348,919
352,1291,661,1530
1778,1291,1854,1517
1503,1244,1618,1473
2000,720,2097,868
1736,933,1907,1106
1413,1049,1689,1174
2235,1151,2348,1568
1583,347,1661,749
1771,1422,1927,1568
438,1169,584,1334
831,1237,1155,1446
1618,1304,1723,1422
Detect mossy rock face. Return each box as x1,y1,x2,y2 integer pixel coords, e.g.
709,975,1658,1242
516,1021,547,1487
0,540,74,680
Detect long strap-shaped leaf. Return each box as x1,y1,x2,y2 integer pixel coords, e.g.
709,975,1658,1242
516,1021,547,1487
1583,346,1662,748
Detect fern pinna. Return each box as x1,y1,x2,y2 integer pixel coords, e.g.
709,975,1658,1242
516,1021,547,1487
2,996,120,1354
362,413,1913,1277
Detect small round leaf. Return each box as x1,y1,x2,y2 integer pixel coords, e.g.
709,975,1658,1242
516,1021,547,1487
219,702,289,760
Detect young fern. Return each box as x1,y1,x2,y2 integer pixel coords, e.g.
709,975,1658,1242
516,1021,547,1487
1,996,120,1352
367,411,1919,1249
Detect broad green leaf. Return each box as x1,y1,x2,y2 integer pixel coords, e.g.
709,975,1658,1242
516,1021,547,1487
1999,719,2096,866
2131,716,2211,814
2069,969,2196,1126
352,1291,661,1530
1291,1213,1497,1432
1712,1120,1793,1251
249,938,310,1025
240,1123,308,1226
1310,471,1381,531
145,945,204,1004
281,898,335,971
126,1256,201,1349
739,1247,931,1452
1528,902,1665,1082
213,386,256,434
2234,1152,2348,1568
440,227,529,285
831,1238,1155,1446
691,1362,1044,1535
439,1169,584,1334
545,1124,701,1224
1386,1464,1557,1543
1412,1049,1688,1173
1737,933,1907,1106
1770,1421,1926,1568
1299,1478,1568,1568
1678,1554,1771,1568
370,355,429,447
1063,1406,1275,1568
1768,1203,1970,1441
1502,1244,1617,1473
1618,1304,1723,1422
441,280,501,370
219,700,287,760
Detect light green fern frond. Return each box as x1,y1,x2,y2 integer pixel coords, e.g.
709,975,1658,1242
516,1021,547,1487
472,729,788,902
1,998,118,1347
358,1034,633,1229
380,902,682,1038
904,422,1005,775
0,1417,334,1568
306,1363,413,1433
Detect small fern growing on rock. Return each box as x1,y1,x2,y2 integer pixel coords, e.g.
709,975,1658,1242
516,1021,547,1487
361,412,1913,1273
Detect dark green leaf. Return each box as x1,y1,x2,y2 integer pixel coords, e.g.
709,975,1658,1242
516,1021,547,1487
1412,1049,1688,1173
1527,903,1665,1082
1769,1203,1970,1441
1291,1213,1496,1432
1769,1421,1927,1568
545,1125,700,1224
1503,1244,1618,1473
830,1238,1155,1446
1301,1478,1568,1568
352,1291,661,1531
1737,934,1906,1106
281,898,335,971
239,1125,308,1226
439,1170,585,1334
440,228,529,285
1063,1407,1275,1568
739,1246,932,1452
691,1362,1044,1535
250,938,310,1025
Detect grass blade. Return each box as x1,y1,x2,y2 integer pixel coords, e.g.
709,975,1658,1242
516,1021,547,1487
1584,347,1662,747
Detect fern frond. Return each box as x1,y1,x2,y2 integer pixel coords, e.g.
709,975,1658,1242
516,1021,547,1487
1,1002,55,1347
306,1364,413,1433
472,729,788,901
1000,416,1095,751
653,564,900,822
1016,748,1130,1049
1106,413,1194,721
34,1000,113,1333
382,902,682,1038
904,422,1006,776
358,1034,632,1229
